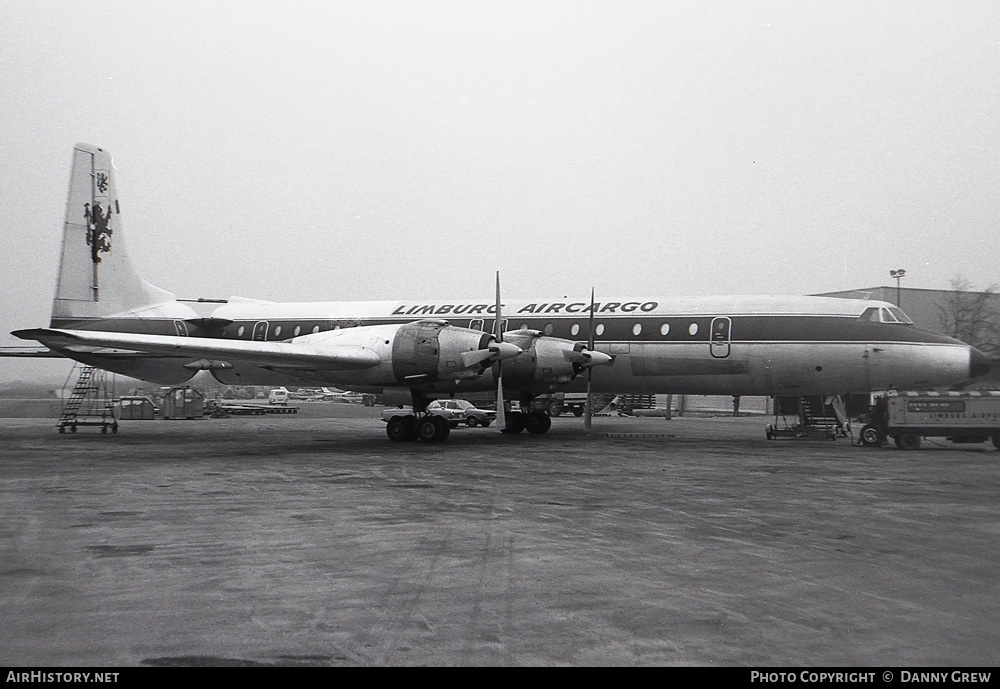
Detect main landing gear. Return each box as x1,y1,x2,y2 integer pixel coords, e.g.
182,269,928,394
385,409,553,442
385,413,451,443
384,396,554,443
500,410,552,435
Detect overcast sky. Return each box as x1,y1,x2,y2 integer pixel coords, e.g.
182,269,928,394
2,1,998,382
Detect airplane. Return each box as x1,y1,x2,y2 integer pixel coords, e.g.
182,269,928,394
9,144,992,442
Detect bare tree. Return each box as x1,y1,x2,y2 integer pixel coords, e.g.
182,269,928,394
937,277,1000,355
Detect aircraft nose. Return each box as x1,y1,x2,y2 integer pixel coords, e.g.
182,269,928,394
970,347,991,379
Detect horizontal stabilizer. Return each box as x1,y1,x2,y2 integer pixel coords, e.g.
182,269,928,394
13,328,380,372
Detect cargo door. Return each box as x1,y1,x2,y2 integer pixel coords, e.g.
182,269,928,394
863,347,882,390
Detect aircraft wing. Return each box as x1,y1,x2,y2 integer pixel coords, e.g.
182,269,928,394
11,328,380,371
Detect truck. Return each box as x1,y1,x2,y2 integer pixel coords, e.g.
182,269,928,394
544,392,587,417
859,390,1000,450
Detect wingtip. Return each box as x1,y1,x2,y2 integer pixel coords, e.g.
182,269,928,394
11,328,74,341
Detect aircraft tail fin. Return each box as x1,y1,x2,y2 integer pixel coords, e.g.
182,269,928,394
51,144,179,326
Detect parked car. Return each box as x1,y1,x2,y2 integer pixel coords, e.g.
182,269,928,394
426,399,496,427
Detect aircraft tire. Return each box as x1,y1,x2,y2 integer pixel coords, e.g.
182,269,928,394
418,415,450,442
548,402,562,417
894,432,922,451
418,417,438,441
435,416,451,441
525,412,552,434
386,416,416,442
860,424,883,447
501,412,526,434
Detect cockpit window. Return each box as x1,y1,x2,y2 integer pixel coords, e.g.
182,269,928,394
859,306,913,324
887,307,913,324
859,307,880,322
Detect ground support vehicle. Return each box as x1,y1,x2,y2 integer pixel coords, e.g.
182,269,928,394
544,393,587,417
859,390,1000,450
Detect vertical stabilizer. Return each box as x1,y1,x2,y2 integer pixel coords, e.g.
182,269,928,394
52,144,178,325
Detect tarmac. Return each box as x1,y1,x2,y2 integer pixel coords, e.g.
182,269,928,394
1,404,998,667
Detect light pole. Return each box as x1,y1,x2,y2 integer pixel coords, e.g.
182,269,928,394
890,269,906,307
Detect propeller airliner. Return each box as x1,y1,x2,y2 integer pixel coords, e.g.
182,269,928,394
10,145,990,441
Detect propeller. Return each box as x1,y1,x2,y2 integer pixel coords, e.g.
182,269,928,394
494,272,507,431
562,343,613,369
585,287,595,431
460,339,521,368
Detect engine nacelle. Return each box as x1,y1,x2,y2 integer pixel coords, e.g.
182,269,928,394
390,319,520,385
500,330,612,387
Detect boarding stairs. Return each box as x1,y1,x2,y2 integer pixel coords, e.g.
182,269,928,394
57,365,118,434
766,395,848,441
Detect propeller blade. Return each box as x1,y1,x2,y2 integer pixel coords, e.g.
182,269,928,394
495,271,506,431
496,375,506,430
585,286,595,431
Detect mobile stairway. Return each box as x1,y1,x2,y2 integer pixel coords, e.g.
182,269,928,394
57,365,118,434
766,395,848,441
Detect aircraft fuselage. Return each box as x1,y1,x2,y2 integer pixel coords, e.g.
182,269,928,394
48,294,983,397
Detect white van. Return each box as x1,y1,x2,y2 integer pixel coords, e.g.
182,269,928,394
268,387,289,405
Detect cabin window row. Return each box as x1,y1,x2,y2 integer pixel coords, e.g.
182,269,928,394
480,320,704,339
220,320,710,340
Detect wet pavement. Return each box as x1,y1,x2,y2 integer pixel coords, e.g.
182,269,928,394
1,411,997,666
